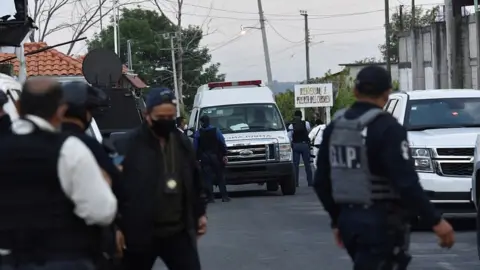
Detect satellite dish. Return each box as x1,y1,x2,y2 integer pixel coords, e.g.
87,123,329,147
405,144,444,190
82,49,122,87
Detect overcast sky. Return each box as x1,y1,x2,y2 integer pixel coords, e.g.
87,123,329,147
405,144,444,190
1,0,443,82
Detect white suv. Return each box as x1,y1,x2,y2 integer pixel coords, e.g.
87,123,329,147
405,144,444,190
387,89,480,218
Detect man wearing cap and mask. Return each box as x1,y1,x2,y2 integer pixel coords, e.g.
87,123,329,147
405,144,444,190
114,87,207,270
194,115,229,203
314,65,455,269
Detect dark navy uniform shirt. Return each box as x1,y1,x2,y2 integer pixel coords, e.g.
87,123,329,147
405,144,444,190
314,101,441,228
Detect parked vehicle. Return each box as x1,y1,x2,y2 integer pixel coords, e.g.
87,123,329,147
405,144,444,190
188,80,296,195
387,89,480,219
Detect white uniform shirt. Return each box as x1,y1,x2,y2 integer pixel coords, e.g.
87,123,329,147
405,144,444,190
12,115,117,226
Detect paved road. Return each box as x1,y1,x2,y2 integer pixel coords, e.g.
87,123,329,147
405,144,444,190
153,173,480,270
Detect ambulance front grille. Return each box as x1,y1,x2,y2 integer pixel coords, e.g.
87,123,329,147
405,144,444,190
227,144,275,164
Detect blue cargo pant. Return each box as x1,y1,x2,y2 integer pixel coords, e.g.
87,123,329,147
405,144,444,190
337,205,411,270
0,259,95,270
292,142,313,186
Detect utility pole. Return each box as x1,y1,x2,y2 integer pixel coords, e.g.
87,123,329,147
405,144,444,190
475,0,480,89
112,0,118,54
300,10,310,82
256,0,273,86
163,33,180,117
127,40,133,72
399,5,404,31
384,0,391,75
411,0,416,28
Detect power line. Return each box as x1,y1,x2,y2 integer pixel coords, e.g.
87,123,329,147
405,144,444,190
164,0,442,18
266,20,303,44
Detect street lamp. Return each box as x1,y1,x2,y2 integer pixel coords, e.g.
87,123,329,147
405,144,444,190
240,25,261,35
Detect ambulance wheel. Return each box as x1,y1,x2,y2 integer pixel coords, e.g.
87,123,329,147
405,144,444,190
280,177,296,195
266,181,279,192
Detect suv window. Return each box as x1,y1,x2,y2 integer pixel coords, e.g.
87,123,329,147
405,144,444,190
405,98,480,130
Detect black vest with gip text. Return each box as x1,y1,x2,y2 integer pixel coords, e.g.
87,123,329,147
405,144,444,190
329,108,399,205
0,120,98,256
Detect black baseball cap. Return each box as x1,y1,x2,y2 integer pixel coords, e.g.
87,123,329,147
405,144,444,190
354,65,392,96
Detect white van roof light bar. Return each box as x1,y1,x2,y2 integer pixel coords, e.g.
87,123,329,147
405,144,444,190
207,80,262,89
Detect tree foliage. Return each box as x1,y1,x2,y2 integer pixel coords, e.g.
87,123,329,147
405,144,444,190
379,6,439,62
87,8,225,109
354,57,382,64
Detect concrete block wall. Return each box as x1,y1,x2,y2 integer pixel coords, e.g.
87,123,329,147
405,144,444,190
398,13,478,90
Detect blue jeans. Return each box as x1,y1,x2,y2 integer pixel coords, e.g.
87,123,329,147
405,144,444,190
292,143,313,186
0,259,95,270
337,205,411,270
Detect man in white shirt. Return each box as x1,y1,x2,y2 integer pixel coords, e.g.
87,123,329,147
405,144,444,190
308,119,326,170
0,78,117,270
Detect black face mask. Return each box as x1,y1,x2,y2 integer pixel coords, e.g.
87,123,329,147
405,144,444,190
151,119,176,138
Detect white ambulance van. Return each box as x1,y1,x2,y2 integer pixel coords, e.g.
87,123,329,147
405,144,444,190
188,80,296,195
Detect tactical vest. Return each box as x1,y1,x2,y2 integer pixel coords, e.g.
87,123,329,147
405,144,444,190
292,120,309,143
198,128,220,155
329,108,399,205
0,120,99,257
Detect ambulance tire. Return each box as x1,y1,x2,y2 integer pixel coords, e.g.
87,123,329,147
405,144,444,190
266,181,279,192
280,176,296,195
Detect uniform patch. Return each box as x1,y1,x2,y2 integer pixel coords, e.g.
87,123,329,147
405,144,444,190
401,140,409,160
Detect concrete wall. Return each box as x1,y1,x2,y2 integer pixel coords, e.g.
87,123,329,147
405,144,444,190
399,2,480,90
341,63,399,84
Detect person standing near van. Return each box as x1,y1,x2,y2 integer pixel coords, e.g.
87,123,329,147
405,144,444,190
194,115,230,203
115,88,207,270
288,110,313,187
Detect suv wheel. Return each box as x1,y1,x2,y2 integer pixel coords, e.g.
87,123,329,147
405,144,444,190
280,176,296,195
266,181,279,192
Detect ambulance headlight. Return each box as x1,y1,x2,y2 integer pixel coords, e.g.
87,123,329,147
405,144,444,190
279,143,292,161
410,148,433,172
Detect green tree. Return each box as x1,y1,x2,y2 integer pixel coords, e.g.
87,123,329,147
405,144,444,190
87,8,225,110
379,6,439,62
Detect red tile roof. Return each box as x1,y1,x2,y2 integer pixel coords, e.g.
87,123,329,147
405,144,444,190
0,42,83,76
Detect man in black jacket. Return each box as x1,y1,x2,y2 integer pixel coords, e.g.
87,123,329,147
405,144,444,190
115,87,207,270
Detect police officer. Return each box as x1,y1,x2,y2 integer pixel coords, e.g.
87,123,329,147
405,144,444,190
288,110,313,187
0,78,117,270
314,65,455,269
60,81,124,267
194,115,230,203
